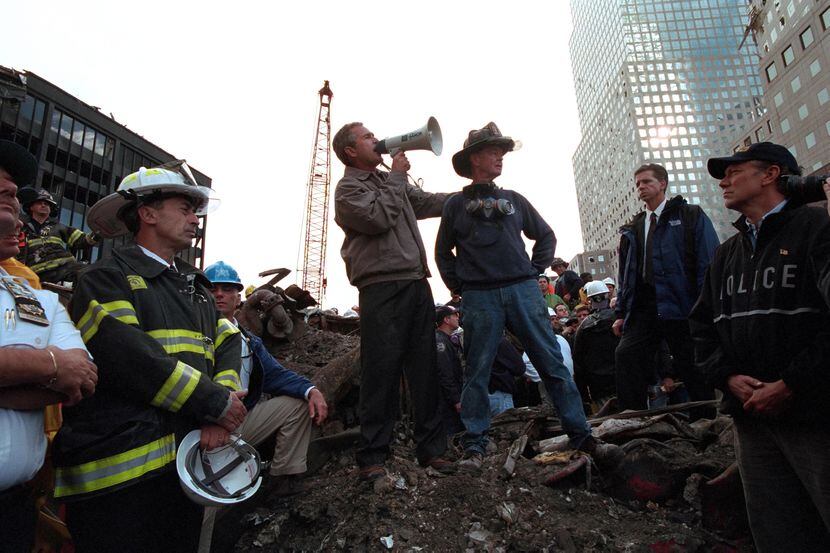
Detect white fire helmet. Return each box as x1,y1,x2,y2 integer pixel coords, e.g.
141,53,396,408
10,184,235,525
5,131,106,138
176,430,263,507
86,163,219,238
584,280,610,299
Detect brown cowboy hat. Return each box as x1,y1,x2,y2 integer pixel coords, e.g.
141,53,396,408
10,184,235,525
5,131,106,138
452,122,518,178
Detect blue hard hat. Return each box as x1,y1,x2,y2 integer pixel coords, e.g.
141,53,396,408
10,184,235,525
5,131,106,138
204,261,243,290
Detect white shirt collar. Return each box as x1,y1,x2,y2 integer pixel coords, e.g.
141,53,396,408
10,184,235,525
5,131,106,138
646,197,668,219
137,245,177,271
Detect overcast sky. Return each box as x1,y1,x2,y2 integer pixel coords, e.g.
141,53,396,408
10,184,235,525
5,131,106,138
4,1,585,309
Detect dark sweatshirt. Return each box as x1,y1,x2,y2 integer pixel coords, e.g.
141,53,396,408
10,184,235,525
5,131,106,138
436,182,556,293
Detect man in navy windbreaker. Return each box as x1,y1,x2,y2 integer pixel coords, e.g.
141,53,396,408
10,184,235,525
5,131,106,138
206,261,328,497
613,163,719,420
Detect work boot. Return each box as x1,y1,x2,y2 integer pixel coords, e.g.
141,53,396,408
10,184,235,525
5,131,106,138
421,457,456,475
457,451,484,472
358,464,386,482
268,474,306,498
578,436,624,467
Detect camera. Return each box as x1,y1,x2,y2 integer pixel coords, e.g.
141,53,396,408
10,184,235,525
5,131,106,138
780,174,829,204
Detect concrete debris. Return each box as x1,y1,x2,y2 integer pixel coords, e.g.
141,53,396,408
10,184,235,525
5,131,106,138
218,321,749,553
495,502,518,525
252,513,289,547
466,522,493,546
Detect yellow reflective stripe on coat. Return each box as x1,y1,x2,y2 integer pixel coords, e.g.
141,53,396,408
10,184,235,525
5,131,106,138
213,369,241,391
214,318,239,349
30,256,73,273
54,434,176,498
76,300,140,343
27,236,66,248
66,229,85,247
151,361,202,412
147,329,215,362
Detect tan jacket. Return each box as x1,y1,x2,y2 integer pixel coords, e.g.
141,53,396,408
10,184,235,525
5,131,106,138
334,166,449,289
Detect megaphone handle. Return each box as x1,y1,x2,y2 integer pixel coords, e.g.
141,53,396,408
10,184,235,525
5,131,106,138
380,161,424,189
388,148,401,157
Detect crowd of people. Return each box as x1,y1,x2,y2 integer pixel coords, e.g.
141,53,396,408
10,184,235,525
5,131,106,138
1,119,830,552
333,123,830,552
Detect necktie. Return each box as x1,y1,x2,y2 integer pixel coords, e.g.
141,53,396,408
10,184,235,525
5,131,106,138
747,223,758,249
643,212,657,284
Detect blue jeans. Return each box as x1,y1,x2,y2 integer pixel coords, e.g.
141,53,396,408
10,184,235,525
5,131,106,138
460,279,591,454
488,390,514,417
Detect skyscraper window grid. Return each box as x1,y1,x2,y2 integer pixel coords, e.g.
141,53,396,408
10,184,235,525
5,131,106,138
570,0,763,259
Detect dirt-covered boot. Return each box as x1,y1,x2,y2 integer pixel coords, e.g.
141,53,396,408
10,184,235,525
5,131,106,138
458,451,484,472
578,436,624,467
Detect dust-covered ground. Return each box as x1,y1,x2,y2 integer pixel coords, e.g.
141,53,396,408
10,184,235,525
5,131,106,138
275,328,359,368
215,409,753,552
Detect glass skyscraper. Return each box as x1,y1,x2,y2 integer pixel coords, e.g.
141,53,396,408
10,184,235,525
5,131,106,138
570,0,764,261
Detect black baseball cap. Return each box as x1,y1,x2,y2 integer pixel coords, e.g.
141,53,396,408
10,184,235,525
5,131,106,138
707,142,801,179
0,140,38,187
435,305,459,325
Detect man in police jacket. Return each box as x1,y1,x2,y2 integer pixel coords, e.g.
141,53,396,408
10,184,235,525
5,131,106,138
691,142,830,551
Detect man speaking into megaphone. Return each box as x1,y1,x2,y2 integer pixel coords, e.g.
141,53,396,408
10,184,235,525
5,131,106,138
332,121,455,482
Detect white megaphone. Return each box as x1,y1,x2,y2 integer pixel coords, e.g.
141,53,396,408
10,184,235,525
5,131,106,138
374,117,443,157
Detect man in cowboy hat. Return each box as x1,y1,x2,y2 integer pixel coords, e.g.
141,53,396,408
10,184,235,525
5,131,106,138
17,187,98,284
332,122,455,481
436,123,619,470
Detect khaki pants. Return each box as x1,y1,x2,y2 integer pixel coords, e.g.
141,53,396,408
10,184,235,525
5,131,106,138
239,395,311,476
199,396,312,553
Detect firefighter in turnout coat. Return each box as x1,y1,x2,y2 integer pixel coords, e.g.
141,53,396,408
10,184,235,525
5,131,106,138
53,165,244,553
17,188,98,284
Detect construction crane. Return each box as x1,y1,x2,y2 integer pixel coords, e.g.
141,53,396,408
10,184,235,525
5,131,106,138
300,80,333,306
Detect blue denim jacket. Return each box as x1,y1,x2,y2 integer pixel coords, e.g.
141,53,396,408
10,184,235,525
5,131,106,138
243,329,313,410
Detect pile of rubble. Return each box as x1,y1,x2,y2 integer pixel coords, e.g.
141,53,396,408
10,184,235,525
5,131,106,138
215,400,752,552
224,273,753,551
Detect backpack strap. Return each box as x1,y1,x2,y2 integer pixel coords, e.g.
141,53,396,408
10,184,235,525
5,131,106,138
681,204,701,297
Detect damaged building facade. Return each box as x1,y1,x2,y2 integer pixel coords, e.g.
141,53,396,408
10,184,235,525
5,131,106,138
0,66,211,266
730,0,830,177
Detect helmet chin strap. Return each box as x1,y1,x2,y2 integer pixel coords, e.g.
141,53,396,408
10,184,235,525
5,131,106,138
185,438,262,499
